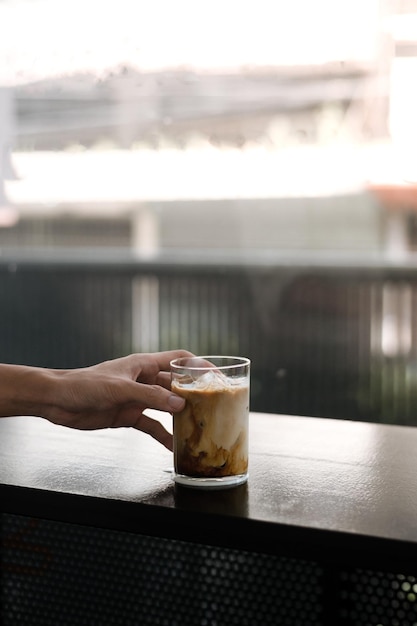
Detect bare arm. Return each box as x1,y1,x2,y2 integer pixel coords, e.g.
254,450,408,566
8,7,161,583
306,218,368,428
0,350,193,450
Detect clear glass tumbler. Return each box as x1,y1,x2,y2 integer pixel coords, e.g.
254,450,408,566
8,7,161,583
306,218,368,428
170,355,250,489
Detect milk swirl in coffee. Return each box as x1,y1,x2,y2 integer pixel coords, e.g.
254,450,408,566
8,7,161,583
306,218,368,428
172,370,249,478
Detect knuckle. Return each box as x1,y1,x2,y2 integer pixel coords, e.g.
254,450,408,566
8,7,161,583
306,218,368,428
146,384,164,405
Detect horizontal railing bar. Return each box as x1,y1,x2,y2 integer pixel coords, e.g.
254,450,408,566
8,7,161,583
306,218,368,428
3,247,417,275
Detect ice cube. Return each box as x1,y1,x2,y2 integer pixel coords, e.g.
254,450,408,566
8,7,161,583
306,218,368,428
195,369,229,391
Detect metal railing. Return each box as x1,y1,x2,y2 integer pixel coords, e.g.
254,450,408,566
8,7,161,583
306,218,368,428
2,249,417,424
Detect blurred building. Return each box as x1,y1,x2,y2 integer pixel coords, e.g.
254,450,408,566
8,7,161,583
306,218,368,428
1,0,417,255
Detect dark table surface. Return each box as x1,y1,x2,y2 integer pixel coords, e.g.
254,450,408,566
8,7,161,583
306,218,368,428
1,411,417,568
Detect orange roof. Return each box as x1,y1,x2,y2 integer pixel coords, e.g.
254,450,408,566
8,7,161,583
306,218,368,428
368,182,417,211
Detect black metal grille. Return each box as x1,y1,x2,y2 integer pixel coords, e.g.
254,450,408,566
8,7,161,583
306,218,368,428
3,514,417,626
2,261,417,423
0,269,132,368
2,513,323,626
338,568,417,626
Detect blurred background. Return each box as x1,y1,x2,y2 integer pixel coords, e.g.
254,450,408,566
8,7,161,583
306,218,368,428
2,0,417,424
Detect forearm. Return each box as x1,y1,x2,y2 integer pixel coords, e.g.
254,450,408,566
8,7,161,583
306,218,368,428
0,352,188,448
0,364,59,418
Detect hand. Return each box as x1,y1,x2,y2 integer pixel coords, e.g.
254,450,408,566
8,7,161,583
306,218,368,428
44,350,194,450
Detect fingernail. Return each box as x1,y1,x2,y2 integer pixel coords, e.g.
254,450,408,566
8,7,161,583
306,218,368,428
168,394,185,411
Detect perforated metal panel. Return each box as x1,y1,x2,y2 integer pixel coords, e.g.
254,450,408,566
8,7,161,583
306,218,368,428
3,514,417,625
339,568,417,626
2,513,324,626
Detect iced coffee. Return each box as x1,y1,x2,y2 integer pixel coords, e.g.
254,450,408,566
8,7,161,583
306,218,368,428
170,356,250,489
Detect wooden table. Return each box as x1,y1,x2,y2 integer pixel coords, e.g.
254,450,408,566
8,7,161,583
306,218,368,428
2,412,417,626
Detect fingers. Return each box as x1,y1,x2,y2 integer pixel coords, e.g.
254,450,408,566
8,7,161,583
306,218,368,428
128,380,184,450
132,381,185,413
131,350,194,386
150,350,195,374
155,371,171,390
133,413,174,451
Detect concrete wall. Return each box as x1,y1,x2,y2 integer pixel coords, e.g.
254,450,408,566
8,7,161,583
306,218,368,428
141,192,383,252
